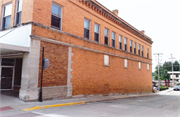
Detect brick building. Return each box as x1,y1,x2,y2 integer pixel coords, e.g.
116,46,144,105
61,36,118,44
0,0,153,101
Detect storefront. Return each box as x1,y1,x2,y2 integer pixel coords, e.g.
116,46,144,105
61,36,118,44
0,58,22,91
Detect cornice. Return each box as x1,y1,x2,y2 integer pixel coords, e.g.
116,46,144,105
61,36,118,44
78,0,153,44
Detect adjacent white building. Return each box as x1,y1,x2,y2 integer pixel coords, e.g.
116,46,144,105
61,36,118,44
167,71,180,83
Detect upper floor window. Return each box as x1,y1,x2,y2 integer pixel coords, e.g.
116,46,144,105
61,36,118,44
84,18,90,39
138,44,141,56
130,40,133,53
112,32,115,48
94,23,100,42
2,3,12,29
124,38,127,51
104,28,109,45
134,42,136,54
51,3,62,30
119,35,122,49
142,46,144,57
15,0,22,25
147,48,149,58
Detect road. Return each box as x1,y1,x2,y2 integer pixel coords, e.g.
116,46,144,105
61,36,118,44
3,91,180,117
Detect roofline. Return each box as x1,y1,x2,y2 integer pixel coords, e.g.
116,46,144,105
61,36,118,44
90,0,153,43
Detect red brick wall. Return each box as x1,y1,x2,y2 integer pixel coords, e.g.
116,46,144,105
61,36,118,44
32,0,52,26
21,0,34,23
38,41,68,87
31,0,152,59
71,48,152,95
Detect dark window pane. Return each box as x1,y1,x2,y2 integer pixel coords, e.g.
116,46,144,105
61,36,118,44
16,12,21,25
2,58,15,66
112,40,115,47
142,51,144,56
130,47,132,53
147,54,149,58
138,50,140,55
119,42,122,49
84,28,89,39
94,33,99,42
1,68,13,89
125,44,127,51
105,37,108,45
51,15,61,29
3,16,11,29
134,49,136,54
14,58,22,86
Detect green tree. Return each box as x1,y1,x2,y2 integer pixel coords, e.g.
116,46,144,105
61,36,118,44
154,60,179,80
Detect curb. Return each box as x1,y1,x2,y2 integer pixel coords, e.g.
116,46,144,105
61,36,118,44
23,94,157,111
23,101,85,111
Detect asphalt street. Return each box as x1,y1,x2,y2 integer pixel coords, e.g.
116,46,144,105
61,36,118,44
2,90,180,117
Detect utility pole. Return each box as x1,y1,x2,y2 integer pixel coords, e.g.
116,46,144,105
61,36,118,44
154,53,163,90
169,54,175,87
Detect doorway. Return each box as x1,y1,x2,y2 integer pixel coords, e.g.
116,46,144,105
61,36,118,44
0,58,22,91
1,67,14,90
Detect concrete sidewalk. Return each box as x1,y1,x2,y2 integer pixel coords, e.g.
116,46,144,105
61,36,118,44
156,87,173,95
0,92,158,116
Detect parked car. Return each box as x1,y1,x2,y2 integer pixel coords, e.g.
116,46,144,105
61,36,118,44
173,86,180,91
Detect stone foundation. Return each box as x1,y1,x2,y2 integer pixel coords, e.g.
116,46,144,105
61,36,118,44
41,86,67,100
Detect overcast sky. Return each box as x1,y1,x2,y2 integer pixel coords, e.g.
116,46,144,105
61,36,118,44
97,0,180,72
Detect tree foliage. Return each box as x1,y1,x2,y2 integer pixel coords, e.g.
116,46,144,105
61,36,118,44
153,61,179,80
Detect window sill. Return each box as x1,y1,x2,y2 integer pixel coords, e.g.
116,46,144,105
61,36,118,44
124,67,128,69
104,64,110,67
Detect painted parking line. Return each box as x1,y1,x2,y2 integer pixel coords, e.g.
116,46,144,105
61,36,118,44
23,101,86,111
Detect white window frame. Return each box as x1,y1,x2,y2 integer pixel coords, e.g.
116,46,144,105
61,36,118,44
104,28,109,45
124,59,128,68
139,62,141,69
119,35,122,49
112,32,116,48
147,64,149,70
51,2,63,30
14,0,23,26
130,40,133,53
94,23,100,43
141,45,144,57
138,44,141,55
134,42,136,54
124,38,127,51
1,2,12,30
84,18,91,40
104,55,109,66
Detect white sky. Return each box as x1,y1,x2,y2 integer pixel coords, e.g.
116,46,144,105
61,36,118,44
97,0,180,72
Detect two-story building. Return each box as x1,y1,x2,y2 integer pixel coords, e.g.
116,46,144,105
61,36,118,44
0,0,153,101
